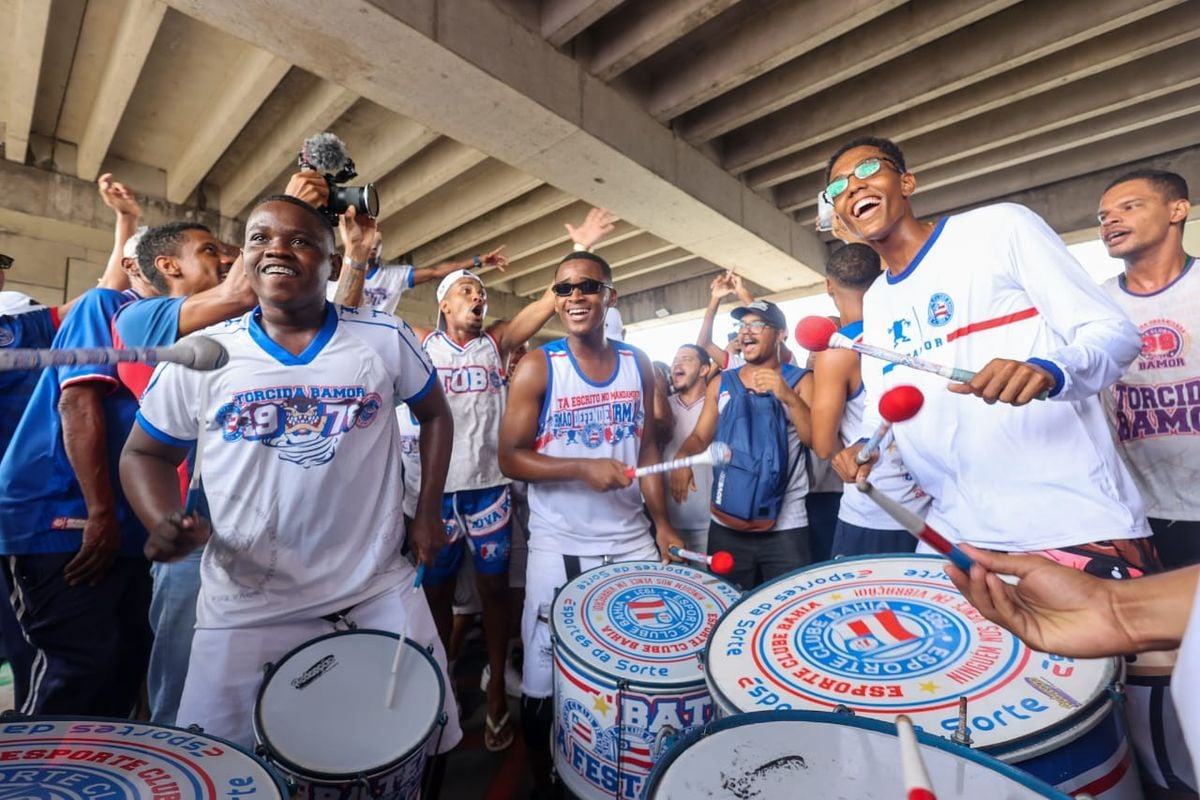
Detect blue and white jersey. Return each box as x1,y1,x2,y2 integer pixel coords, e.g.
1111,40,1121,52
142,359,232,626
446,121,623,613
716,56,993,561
859,203,1145,550
423,329,508,492
137,303,436,628
0,305,55,464
836,320,930,529
326,263,413,315
0,289,143,555
528,339,649,555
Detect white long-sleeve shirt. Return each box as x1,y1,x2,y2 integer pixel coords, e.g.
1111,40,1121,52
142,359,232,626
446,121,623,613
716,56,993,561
859,203,1147,551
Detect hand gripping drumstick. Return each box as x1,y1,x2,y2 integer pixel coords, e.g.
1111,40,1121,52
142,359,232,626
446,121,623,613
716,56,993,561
856,481,974,572
385,563,426,708
857,385,924,464
626,441,732,479
0,336,229,372
668,545,735,576
896,715,937,800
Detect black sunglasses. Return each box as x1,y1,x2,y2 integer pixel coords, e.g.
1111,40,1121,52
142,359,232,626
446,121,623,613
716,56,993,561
551,278,613,297
0,254,12,270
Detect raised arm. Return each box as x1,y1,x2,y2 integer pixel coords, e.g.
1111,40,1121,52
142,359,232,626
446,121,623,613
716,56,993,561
698,273,737,365
412,245,509,286
498,349,631,491
177,254,256,336
492,285,556,356
332,207,376,307
96,174,141,292
565,208,617,251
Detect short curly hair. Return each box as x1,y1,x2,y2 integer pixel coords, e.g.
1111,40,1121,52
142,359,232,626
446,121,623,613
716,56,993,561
825,137,907,183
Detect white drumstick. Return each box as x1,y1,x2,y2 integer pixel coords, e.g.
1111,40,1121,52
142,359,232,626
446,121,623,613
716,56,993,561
896,715,937,800
626,441,731,478
0,336,228,372
385,563,425,708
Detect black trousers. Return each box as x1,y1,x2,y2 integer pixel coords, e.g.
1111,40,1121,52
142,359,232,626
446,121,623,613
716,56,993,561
2,553,152,716
707,521,811,591
1148,518,1200,570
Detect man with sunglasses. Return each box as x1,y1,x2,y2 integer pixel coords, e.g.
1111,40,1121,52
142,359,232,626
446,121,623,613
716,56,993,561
826,136,1150,570
499,250,682,796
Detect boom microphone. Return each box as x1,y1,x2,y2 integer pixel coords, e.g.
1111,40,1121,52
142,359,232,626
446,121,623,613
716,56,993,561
0,336,229,372
301,132,351,175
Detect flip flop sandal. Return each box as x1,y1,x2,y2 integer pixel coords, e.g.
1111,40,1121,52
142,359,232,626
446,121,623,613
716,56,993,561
485,710,514,752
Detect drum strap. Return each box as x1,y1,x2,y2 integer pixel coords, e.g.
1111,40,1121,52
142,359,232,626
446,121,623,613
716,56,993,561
319,605,359,629
562,555,582,580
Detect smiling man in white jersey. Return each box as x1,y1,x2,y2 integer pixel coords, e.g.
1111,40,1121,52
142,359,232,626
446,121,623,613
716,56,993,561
826,136,1151,569
499,251,683,795
1098,170,1198,570
119,195,462,753
806,243,930,557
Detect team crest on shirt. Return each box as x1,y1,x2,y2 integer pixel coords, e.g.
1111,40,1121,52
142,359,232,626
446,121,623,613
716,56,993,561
926,293,954,327
215,385,382,468
363,287,391,307
888,318,912,347
1137,318,1188,370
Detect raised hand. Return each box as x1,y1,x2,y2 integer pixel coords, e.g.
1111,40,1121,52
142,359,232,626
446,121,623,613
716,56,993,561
97,173,141,218
479,245,509,272
565,208,617,251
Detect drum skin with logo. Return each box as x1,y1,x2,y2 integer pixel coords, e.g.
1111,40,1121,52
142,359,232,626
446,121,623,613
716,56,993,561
550,561,741,800
0,716,288,798
254,629,445,800
705,555,1141,799
645,711,1073,799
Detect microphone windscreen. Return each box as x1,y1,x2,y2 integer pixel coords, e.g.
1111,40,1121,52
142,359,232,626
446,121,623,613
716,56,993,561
172,336,229,371
302,132,349,174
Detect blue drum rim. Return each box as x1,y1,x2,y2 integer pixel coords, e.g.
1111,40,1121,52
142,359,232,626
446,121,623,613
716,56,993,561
0,713,292,797
702,553,1116,753
642,710,1073,799
252,628,445,783
551,561,739,693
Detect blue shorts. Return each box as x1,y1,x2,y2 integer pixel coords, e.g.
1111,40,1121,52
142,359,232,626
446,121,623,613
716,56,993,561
831,519,917,559
426,484,512,586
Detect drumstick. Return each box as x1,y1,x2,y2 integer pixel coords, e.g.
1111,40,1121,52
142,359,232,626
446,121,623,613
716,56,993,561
896,715,937,800
668,545,734,576
385,563,426,708
0,336,228,371
855,481,974,572
857,386,923,464
626,441,731,479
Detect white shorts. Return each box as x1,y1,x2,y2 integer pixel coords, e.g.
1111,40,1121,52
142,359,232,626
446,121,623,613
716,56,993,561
177,578,462,754
520,540,660,699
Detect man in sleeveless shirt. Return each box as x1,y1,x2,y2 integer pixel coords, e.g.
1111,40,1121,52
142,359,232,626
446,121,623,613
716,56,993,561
664,344,714,552
499,251,683,796
1098,170,1198,570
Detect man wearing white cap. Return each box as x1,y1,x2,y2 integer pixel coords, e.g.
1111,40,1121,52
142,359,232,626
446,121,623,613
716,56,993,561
404,267,553,750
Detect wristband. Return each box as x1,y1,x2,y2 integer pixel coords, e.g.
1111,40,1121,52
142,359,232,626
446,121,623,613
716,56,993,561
573,242,589,252
473,255,482,269
348,259,369,271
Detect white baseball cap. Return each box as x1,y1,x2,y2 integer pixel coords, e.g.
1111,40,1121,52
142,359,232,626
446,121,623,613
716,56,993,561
435,269,484,330
605,306,624,341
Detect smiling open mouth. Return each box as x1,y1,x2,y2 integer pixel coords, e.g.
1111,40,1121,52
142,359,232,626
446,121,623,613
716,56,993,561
853,197,881,218
262,264,298,277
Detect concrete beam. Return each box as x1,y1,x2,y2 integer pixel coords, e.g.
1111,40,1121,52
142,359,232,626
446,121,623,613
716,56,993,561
623,272,829,330
583,0,740,82
611,258,720,298
495,220,644,286
511,232,678,295
723,0,1184,175
162,0,824,293
775,62,1200,213
743,1,1200,190
375,140,489,226
4,0,53,163
166,49,290,203
339,110,439,186
610,247,696,284
913,112,1200,220
75,0,168,181
380,159,542,257
410,184,575,266
676,0,1018,144
218,79,357,217
639,0,904,122
542,0,624,47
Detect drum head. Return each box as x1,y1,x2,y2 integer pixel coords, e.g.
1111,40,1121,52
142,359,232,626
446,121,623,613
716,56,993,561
646,712,1071,799
705,556,1115,751
255,629,443,777
0,716,288,798
552,561,741,689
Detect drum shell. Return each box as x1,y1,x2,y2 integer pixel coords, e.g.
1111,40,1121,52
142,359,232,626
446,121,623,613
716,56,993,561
644,711,1073,799
253,629,444,800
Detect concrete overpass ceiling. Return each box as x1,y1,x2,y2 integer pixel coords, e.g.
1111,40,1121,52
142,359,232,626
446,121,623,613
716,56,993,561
1,0,1196,330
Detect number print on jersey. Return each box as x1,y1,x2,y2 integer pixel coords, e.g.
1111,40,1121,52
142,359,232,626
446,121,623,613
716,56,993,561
215,385,383,468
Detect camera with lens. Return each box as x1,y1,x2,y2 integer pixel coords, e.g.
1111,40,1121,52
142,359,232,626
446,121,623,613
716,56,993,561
297,132,380,224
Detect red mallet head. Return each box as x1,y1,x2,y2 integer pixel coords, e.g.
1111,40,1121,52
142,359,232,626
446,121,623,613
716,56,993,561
710,551,735,576
878,385,924,424
794,316,838,352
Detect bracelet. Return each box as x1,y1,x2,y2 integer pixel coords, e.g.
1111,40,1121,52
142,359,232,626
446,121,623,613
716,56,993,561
573,242,589,252
348,259,369,271
473,255,483,269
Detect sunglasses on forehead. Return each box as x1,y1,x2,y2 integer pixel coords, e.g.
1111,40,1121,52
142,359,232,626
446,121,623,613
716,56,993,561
824,156,901,202
551,278,614,297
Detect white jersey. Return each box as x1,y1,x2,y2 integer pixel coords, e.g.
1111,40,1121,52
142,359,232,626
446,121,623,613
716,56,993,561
0,292,40,316
1177,583,1200,770
325,263,413,314
527,339,650,555
860,203,1146,551
397,404,421,519
665,392,711,533
422,329,508,492
1102,258,1200,520
836,321,930,529
138,304,436,628
715,366,809,530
